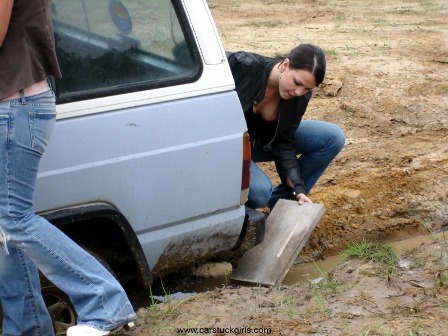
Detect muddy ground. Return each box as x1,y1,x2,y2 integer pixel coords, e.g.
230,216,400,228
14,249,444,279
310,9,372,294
123,0,448,335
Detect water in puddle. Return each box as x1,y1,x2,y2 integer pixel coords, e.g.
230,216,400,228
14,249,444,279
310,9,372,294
282,254,344,285
285,233,440,285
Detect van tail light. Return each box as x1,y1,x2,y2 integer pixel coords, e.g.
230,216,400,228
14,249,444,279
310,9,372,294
240,132,251,205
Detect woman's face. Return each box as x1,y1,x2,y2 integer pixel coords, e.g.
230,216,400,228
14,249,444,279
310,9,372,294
279,59,316,100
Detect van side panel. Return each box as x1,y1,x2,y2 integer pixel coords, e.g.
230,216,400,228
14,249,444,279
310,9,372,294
35,91,246,273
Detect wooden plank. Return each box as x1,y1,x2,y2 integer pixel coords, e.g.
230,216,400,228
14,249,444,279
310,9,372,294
231,200,325,286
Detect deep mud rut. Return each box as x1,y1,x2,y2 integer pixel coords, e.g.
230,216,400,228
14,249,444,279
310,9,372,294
122,0,448,335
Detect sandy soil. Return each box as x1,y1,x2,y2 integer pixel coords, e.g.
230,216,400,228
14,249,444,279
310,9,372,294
123,0,448,334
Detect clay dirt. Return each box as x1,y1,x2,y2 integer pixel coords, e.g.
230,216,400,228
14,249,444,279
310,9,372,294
122,0,448,335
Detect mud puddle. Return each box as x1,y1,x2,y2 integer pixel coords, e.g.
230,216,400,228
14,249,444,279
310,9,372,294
140,232,440,307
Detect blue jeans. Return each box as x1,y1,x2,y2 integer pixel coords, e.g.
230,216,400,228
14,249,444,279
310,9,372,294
246,120,345,209
0,91,136,336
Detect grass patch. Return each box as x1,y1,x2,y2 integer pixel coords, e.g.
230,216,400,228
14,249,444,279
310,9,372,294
245,19,283,28
306,262,349,316
393,6,414,14
341,240,398,272
371,18,388,25
324,49,337,57
420,0,437,10
359,322,389,335
436,83,448,94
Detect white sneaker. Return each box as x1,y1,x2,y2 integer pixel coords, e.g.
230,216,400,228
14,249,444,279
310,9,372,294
66,325,110,336
124,322,135,330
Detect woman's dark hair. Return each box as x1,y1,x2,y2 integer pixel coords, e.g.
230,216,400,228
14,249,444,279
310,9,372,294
278,44,326,86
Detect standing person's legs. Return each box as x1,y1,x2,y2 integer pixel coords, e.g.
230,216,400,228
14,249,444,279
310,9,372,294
268,120,345,208
1,99,52,336
0,92,136,334
0,245,54,336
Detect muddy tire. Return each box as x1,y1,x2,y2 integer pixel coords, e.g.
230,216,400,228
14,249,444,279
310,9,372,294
0,277,76,335
41,280,77,335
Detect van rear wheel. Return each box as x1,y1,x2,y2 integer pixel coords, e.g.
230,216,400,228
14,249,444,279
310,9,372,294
41,282,77,335
0,279,76,335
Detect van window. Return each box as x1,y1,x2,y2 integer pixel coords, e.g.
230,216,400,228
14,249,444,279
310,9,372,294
52,0,199,103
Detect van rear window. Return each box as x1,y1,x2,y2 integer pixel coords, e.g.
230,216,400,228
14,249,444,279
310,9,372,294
52,0,200,103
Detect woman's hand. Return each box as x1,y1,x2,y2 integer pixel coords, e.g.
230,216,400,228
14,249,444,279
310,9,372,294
0,0,14,47
295,193,312,205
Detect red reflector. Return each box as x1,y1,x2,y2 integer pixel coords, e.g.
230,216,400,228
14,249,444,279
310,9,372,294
241,133,251,190
241,159,250,189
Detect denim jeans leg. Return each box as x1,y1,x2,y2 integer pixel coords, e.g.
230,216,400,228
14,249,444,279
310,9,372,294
245,161,272,209
295,120,345,192
267,120,345,208
0,244,54,336
0,92,136,334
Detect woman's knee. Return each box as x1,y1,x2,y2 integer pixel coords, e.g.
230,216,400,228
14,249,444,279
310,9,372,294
328,123,346,153
312,121,345,154
296,120,345,153
0,210,37,237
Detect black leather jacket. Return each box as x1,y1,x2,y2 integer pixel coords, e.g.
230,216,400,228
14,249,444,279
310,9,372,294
226,51,312,196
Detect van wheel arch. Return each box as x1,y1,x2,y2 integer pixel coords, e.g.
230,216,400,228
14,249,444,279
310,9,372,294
41,202,153,288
